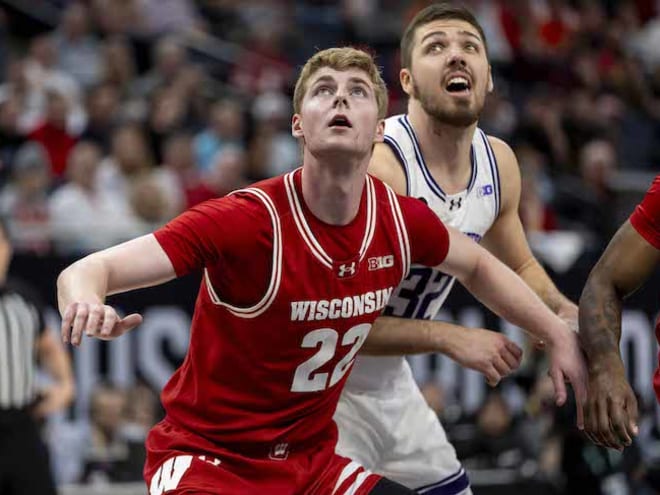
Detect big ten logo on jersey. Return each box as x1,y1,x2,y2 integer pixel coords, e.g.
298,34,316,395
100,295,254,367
478,184,494,197
368,254,394,271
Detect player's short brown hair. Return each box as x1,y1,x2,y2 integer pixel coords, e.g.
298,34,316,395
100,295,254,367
401,3,488,69
293,47,388,119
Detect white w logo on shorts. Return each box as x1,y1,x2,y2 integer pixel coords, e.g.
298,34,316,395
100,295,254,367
150,455,193,495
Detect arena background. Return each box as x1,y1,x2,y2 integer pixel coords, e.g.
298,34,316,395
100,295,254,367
0,0,658,494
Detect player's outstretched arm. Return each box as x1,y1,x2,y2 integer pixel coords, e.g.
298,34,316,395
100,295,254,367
439,226,588,428
57,234,177,346
483,137,577,334
579,220,660,450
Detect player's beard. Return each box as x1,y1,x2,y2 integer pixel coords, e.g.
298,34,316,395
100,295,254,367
412,80,481,128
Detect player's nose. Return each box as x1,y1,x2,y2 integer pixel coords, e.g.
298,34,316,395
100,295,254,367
333,92,349,109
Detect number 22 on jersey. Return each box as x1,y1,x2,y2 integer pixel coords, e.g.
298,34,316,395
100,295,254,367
291,323,371,392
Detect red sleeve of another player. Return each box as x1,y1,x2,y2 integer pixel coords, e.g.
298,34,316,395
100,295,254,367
398,196,450,266
153,193,268,276
630,175,660,250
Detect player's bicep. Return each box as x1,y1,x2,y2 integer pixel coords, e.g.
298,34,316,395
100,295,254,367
368,143,407,194
480,137,534,271
99,234,177,295
594,221,660,298
480,202,534,270
435,226,483,280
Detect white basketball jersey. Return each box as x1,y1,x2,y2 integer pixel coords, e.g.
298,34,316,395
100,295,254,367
346,114,501,392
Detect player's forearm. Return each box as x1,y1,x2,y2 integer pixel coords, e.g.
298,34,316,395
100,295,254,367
460,250,567,345
362,316,461,355
516,257,575,316
578,272,624,372
57,255,110,314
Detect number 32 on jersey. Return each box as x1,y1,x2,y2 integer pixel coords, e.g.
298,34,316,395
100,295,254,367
291,323,371,392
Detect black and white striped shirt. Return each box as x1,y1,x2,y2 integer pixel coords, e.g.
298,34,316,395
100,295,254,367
0,280,45,410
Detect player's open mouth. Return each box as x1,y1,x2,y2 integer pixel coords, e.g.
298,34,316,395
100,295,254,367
444,74,471,95
329,114,352,128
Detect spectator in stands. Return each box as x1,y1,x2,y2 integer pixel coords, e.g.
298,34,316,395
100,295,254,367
53,2,102,90
0,142,52,254
130,36,189,101
97,122,154,203
91,0,144,38
194,98,245,172
50,141,144,255
28,88,78,178
81,383,143,483
23,34,85,135
202,144,247,198
156,132,214,212
100,37,138,98
247,90,298,180
80,83,121,154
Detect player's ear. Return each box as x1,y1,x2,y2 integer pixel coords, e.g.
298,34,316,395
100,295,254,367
487,66,494,93
292,114,304,138
400,69,414,97
374,119,385,144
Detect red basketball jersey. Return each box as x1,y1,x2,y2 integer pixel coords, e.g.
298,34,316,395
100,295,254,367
630,175,660,402
151,168,449,454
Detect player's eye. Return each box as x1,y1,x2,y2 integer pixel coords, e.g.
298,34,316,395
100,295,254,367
464,42,479,52
427,42,445,53
350,86,368,97
314,85,334,96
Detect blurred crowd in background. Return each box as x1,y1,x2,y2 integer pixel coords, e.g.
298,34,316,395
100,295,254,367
0,0,659,494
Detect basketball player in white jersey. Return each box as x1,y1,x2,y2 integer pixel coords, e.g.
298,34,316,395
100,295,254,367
335,4,587,494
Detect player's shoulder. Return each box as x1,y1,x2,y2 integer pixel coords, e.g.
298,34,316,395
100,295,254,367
204,175,286,213
369,142,407,195
485,135,517,173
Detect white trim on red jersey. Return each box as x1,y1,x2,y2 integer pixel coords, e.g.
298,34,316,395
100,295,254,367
384,183,411,281
284,170,377,269
204,187,283,318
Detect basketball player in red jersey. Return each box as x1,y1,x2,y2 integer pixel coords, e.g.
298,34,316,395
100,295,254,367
58,47,582,495
580,174,660,451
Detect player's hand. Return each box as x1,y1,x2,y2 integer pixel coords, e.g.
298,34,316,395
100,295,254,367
445,327,523,387
547,327,588,429
583,357,639,451
61,301,143,346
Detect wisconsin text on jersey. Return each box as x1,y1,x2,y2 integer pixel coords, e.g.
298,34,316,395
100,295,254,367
290,287,394,322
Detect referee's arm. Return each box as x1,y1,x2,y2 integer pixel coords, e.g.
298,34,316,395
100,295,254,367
33,328,75,417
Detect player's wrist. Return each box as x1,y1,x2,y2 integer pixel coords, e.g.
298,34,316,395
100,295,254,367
586,351,625,376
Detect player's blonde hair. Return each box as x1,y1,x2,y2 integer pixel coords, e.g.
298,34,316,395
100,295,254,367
293,47,388,119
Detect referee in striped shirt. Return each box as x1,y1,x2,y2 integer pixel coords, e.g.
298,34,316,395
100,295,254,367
0,219,75,494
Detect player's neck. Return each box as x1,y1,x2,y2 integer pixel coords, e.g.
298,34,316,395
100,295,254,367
407,104,475,191
300,152,368,226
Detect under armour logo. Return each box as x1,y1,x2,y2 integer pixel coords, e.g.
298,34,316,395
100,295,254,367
338,262,356,278
269,442,290,460
449,197,463,211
